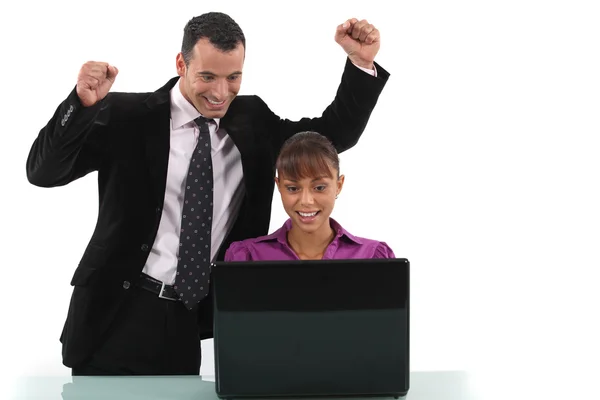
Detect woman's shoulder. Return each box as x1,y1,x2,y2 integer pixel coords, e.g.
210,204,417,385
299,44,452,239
224,222,290,262
332,219,396,259
224,235,273,261
352,236,396,259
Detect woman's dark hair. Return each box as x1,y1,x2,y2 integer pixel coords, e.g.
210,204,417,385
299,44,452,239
276,131,340,180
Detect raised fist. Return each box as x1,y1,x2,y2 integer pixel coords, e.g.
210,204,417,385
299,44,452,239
76,61,119,107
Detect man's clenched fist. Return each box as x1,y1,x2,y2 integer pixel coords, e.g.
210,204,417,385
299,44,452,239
76,61,119,107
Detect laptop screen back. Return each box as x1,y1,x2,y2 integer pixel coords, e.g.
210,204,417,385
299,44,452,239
212,258,410,398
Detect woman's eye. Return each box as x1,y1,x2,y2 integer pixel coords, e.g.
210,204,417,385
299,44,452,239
315,185,326,192
286,186,298,192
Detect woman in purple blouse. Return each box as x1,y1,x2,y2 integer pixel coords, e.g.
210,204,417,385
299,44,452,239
224,131,395,261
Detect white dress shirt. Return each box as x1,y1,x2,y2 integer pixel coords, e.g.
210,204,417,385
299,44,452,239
142,81,245,284
143,64,376,284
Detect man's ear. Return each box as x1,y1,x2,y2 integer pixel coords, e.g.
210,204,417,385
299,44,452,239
176,52,186,77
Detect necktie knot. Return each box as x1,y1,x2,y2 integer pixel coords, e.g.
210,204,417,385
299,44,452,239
194,116,213,132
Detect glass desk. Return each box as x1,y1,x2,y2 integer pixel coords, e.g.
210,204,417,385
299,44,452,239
8,371,477,400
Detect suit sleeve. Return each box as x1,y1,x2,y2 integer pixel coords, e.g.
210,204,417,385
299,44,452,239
262,57,390,155
25,87,110,187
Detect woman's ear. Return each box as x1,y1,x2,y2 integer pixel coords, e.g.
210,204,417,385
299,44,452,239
336,174,345,198
275,176,281,194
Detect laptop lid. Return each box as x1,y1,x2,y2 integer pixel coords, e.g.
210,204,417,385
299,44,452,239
211,258,410,399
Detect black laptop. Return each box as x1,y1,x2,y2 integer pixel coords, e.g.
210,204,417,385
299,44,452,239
211,258,410,399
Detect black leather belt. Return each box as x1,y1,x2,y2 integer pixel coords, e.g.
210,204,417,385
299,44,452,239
137,273,180,301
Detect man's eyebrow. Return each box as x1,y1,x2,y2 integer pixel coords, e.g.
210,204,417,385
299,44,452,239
196,71,243,76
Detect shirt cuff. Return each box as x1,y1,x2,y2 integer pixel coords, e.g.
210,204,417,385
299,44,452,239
352,62,377,77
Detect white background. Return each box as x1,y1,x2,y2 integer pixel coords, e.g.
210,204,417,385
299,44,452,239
1,1,599,399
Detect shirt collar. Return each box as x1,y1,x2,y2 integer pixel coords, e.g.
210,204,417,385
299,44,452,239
170,78,221,130
329,217,363,245
255,217,363,245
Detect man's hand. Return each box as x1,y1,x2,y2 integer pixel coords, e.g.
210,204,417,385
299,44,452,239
334,18,380,70
76,61,119,107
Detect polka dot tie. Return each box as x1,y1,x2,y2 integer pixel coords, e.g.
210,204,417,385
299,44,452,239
174,116,214,310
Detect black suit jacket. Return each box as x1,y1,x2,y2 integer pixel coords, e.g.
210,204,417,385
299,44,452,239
26,58,390,368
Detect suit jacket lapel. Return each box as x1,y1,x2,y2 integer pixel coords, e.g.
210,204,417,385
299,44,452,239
220,100,256,196
220,99,249,150
143,77,179,206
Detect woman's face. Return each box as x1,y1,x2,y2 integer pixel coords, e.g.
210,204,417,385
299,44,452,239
276,164,344,235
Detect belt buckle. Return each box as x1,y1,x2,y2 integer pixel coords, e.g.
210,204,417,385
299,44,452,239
158,281,177,301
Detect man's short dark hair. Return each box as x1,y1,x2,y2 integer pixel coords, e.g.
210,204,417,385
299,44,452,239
181,12,246,65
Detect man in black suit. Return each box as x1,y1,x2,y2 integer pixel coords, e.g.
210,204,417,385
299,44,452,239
26,12,390,375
